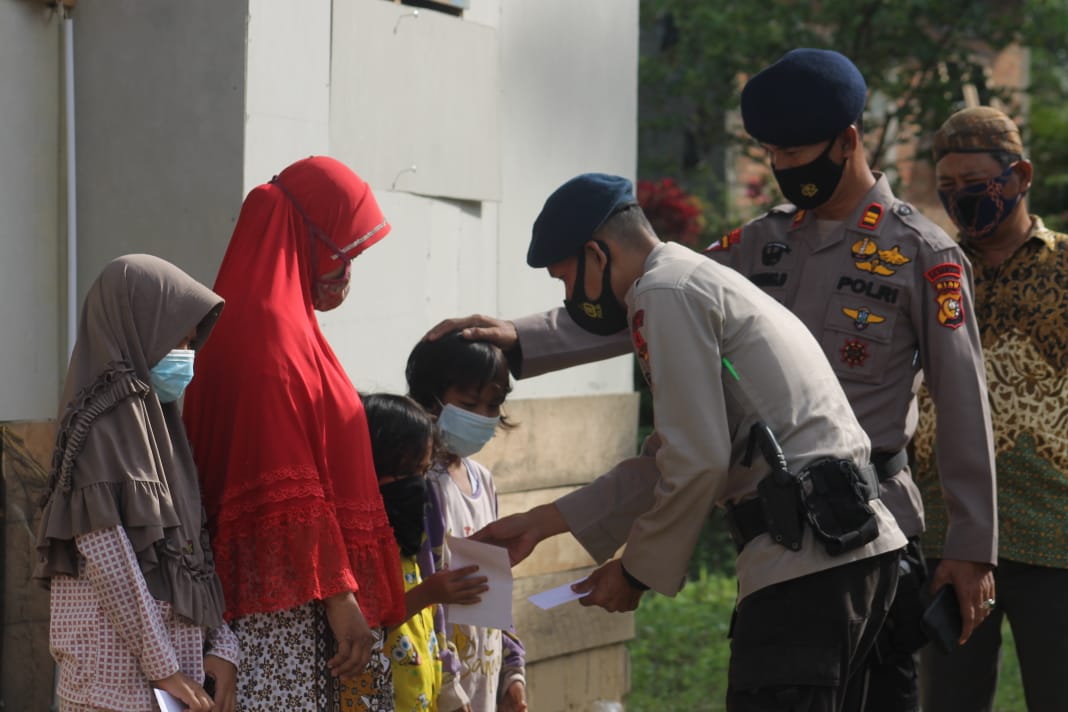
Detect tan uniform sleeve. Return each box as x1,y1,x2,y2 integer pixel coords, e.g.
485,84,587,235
619,286,731,595
554,456,660,563
511,307,631,378
912,246,997,564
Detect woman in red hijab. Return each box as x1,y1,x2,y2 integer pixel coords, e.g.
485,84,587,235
183,156,405,711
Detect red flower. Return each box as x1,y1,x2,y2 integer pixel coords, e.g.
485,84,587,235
636,178,706,247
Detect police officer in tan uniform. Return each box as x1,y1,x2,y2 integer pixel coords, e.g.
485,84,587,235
433,49,997,712
475,172,905,711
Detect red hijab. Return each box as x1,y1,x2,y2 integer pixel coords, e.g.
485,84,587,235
183,156,404,626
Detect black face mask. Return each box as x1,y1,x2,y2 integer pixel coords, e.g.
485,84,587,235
772,139,846,210
563,240,629,335
379,477,428,557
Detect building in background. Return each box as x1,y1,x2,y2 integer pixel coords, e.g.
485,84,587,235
0,1,639,709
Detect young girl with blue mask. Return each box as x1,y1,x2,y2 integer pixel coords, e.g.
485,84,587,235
405,333,528,712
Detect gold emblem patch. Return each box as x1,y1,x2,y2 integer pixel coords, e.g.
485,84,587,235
851,239,911,276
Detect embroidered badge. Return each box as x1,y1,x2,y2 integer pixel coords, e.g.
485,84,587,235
840,338,869,367
631,309,652,384
762,241,792,266
791,210,807,229
851,238,911,276
925,263,965,329
801,183,819,198
704,227,743,253
842,306,886,330
858,202,884,230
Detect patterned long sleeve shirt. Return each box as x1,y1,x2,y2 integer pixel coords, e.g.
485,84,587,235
913,216,1068,568
50,525,239,711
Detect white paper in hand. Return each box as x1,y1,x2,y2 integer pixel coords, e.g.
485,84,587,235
153,689,186,712
528,577,589,610
445,535,513,629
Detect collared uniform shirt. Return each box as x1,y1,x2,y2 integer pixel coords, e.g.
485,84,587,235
562,242,905,599
703,175,996,564
913,216,1068,568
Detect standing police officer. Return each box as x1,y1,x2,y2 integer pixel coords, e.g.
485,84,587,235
477,172,906,711
431,49,997,712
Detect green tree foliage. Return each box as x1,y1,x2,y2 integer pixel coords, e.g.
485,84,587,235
638,0,1068,235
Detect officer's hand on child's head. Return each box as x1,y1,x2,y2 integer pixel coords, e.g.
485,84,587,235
424,314,518,350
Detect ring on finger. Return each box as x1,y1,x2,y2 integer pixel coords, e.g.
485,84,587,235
980,598,996,610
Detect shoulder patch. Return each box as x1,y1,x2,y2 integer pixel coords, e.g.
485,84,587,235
704,227,743,253
924,263,965,329
631,309,652,386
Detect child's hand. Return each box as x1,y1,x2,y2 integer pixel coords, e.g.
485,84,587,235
499,680,528,712
203,654,237,712
422,565,489,605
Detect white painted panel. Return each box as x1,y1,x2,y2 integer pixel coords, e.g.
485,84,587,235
73,0,247,290
493,0,640,399
243,0,331,192
0,4,62,420
330,0,500,201
320,191,498,395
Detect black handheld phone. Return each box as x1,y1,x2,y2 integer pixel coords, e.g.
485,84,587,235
921,584,963,654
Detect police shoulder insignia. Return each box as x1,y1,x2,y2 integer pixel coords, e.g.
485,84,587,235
858,202,884,230
631,309,652,385
704,227,743,253
924,263,965,329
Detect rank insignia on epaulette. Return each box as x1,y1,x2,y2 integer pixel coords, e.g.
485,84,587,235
791,210,807,229
704,227,742,253
925,263,965,329
852,239,911,276
840,338,869,367
858,202,884,230
842,306,886,330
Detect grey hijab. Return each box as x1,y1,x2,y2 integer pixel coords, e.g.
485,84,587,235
35,254,226,628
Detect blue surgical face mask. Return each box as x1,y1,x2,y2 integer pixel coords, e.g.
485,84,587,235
437,403,500,457
150,349,196,404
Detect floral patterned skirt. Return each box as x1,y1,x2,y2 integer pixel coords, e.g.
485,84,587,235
230,601,392,711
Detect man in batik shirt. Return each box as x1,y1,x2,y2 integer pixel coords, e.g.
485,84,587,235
913,106,1068,712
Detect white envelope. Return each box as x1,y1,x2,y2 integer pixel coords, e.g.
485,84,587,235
445,535,513,630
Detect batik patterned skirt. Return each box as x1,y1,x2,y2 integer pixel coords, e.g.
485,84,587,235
230,601,392,711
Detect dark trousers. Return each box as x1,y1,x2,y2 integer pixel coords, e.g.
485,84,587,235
726,550,901,712
864,537,928,712
920,558,1068,712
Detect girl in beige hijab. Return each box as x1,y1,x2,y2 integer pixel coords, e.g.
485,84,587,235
35,255,239,712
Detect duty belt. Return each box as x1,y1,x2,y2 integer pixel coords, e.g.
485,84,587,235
871,449,907,481
725,461,880,552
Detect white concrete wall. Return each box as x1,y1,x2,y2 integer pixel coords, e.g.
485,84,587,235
0,0,639,411
322,0,639,399
72,0,247,291
497,0,639,400
0,3,62,421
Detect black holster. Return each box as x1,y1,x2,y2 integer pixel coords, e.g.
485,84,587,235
797,458,879,556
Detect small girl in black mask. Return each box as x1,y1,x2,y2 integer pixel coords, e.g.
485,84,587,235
343,393,488,711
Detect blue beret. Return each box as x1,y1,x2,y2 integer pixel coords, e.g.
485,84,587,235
741,48,867,147
528,173,637,268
